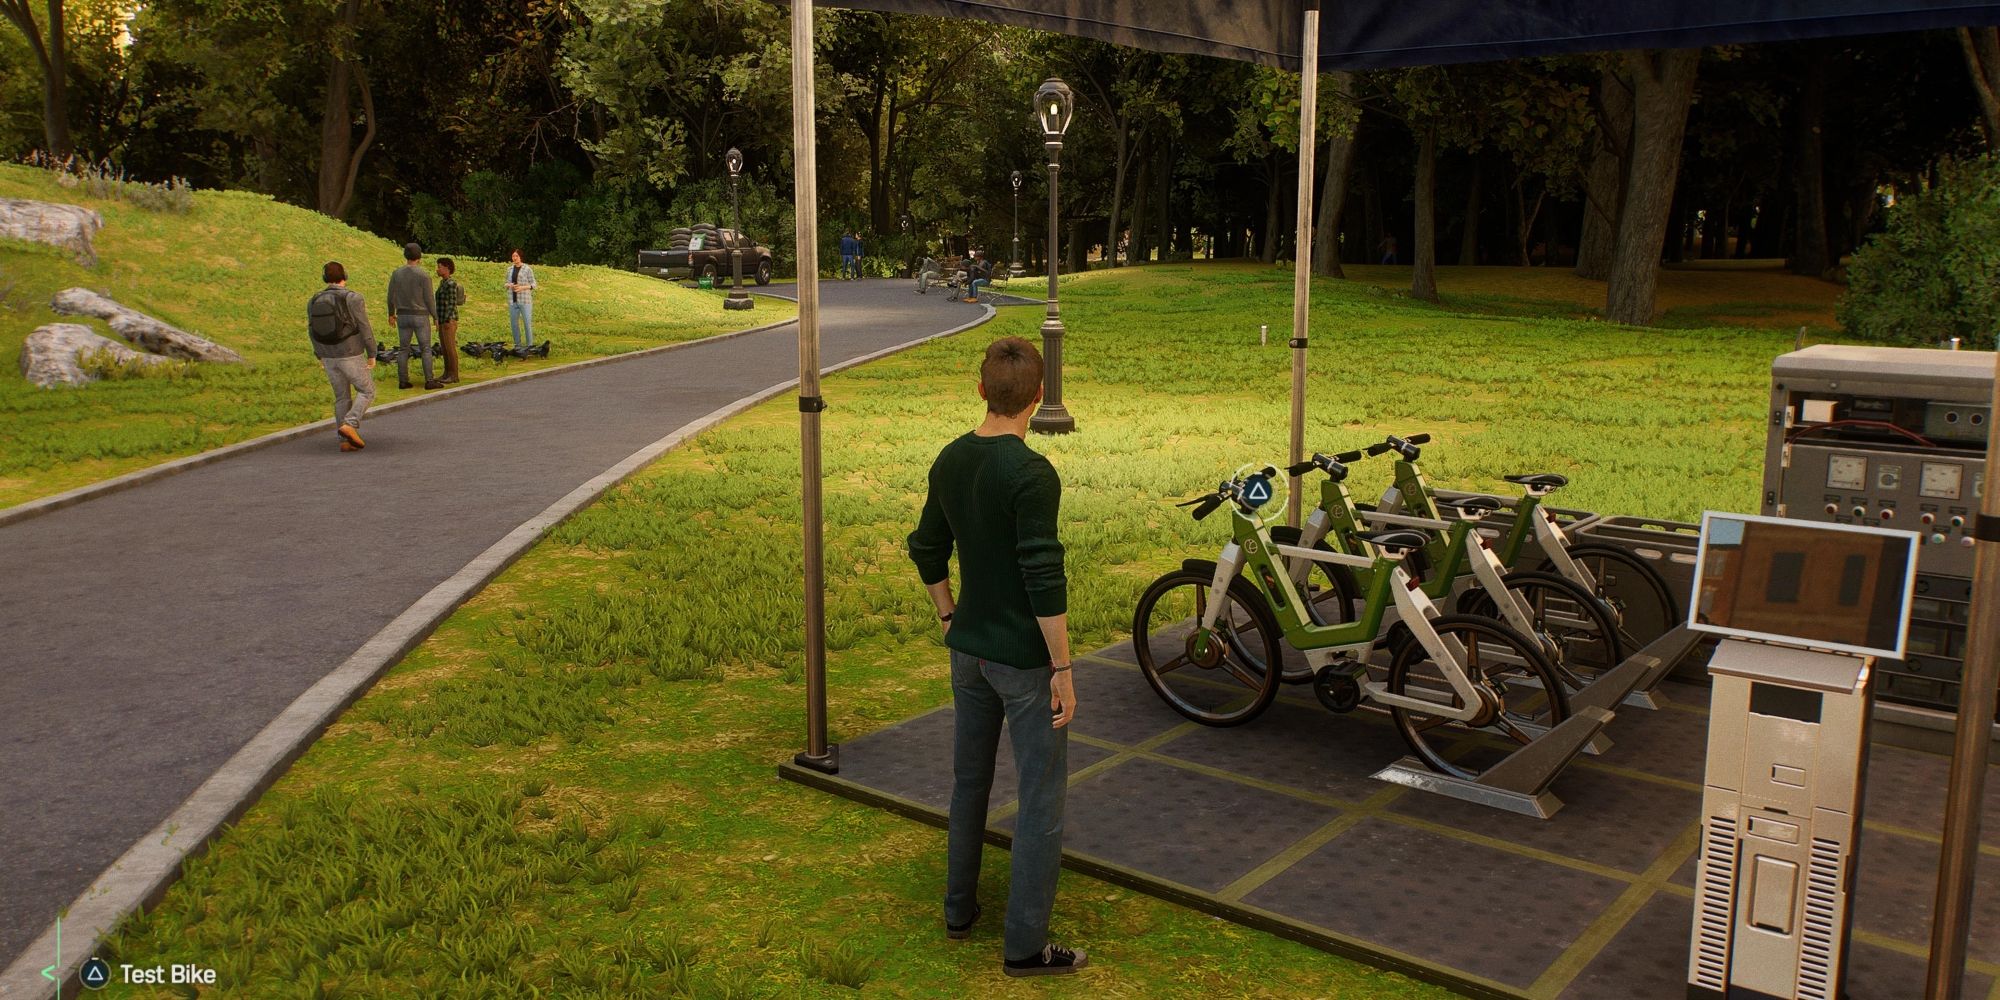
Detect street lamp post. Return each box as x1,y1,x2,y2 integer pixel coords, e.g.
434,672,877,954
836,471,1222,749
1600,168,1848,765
1030,78,1076,434
1010,170,1025,278
723,147,753,311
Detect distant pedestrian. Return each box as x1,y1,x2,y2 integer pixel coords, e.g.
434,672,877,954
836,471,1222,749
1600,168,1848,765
506,248,537,348
962,250,993,303
916,254,943,294
306,261,376,452
387,242,441,390
1377,233,1400,265
434,257,466,384
839,231,863,280
906,336,1084,979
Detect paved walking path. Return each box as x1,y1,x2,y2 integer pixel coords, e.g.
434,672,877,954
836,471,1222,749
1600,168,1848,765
0,279,992,971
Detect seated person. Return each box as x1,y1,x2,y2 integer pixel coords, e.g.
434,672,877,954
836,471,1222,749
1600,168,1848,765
917,256,943,294
962,250,993,302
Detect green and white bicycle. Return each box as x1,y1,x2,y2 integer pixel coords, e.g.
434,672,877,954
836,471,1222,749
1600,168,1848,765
1372,433,1683,655
1256,447,1624,700
1131,465,1573,782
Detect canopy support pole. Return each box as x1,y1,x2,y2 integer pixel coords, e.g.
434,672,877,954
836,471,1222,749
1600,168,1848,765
791,0,837,775
1924,349,2000,996
1287,3,1320,527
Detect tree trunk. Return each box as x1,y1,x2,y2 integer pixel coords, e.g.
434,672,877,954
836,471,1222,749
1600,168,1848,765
316,0,369,218
1262,157,1283,264
1458,154,1483,265
1960,28,2000,146
1130,134,1150,264
1604,48,1700,326
1313,71,1358,278
1156,139,1174,262
1105,119,1129,267
0,1,72,158
1576,66,1634,280
1411,123,1439,302
1789,42,1831,278
1513,174,1546,267
1065,216,1084,274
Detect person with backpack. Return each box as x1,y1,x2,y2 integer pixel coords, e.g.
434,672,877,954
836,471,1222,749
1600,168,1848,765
308,261,377,452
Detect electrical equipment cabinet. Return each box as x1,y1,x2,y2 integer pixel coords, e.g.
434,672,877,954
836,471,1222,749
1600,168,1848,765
1763,345,1991,718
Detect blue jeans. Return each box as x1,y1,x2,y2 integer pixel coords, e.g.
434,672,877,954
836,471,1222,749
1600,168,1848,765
508,299,534,347
946,649,1066,961
966,277,989,300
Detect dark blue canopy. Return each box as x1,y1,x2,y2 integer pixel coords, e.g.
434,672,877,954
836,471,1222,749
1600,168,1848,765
824,0,2000,67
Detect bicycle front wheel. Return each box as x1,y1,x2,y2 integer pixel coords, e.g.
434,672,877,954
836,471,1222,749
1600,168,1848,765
1132,569,1284,727
1543,543,1681,652
1385,614,1569,780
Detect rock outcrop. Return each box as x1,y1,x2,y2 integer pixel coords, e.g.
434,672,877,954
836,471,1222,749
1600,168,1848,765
19,323,174,387
0,198,103,265
49,287,245,363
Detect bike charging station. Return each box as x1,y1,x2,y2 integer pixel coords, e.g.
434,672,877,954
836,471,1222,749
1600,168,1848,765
1682,513,1920,1000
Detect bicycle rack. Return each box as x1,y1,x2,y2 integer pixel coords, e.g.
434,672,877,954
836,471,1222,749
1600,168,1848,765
1372,704,1615,819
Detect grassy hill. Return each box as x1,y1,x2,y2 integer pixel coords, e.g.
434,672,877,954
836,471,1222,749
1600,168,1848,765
0,165,791,508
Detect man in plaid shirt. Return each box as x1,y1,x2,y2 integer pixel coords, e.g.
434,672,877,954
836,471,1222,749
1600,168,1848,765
434,257,465,384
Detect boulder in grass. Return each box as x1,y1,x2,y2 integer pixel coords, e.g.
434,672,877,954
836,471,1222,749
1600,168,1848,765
48,287,245,363
19,322,173,388
0,197,103,265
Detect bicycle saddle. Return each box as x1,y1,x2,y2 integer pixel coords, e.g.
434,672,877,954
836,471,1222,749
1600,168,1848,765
1355,529,1429,555
1503,473,1569,489
1438,495,1503,517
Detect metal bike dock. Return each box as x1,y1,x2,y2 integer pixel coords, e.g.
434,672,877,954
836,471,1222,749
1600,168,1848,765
1370,628,1696,819
779,641,2000,1000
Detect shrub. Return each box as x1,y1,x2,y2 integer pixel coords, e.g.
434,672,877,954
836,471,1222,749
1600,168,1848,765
26,152,195,213
1839,155,2000,347
75,346,196,381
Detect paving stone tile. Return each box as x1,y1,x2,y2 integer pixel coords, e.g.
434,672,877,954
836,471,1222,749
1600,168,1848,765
1244,817,1626,989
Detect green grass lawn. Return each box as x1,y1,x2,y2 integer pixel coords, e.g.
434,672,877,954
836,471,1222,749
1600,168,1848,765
0,165,791,508
93,263,1826,998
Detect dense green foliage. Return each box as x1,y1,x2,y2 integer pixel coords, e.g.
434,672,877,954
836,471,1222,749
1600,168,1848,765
1838,155,2000,347
96,264,1804,998
3,3,1983,294
0,165,790,507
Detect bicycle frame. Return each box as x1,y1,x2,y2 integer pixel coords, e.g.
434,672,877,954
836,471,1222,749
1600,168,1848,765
1284,467,1557,652
1194,506,1488,722
1389,457,1599,592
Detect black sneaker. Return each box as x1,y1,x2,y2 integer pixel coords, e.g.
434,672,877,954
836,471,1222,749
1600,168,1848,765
945,902,980,940
1004,944,1088,978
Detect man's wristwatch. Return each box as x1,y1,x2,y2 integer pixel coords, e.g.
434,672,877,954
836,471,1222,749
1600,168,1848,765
1050,661,1072,673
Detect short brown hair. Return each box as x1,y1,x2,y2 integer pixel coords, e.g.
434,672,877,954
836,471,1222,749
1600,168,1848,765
322,261,346,283
980,337,1043,416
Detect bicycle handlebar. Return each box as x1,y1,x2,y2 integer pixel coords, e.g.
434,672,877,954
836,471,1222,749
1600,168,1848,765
1177,466,1280,520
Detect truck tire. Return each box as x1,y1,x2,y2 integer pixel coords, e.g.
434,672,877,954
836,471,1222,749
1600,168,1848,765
699,262,719,280
755,259,772,286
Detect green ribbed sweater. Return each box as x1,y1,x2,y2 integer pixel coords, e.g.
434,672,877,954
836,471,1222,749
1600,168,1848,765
907,432,1067,669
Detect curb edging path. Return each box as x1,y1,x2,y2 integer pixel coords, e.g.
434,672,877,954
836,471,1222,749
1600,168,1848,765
0,290,996,998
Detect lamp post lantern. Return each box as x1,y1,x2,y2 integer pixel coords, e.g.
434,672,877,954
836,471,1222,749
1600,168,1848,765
1030,78,1076,434
723,147,753,311
1010,170,1025,278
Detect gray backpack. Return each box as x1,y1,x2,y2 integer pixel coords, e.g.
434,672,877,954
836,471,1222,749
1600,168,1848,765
308,289,353,345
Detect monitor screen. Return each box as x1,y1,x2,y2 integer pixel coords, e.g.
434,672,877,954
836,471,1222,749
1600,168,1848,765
1689,512,1919,659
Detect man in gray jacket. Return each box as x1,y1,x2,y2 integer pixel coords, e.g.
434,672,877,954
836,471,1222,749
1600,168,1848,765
387,242,442,389
307,261,377,452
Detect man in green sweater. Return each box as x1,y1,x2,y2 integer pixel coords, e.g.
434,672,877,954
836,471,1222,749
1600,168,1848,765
907,336,1085,978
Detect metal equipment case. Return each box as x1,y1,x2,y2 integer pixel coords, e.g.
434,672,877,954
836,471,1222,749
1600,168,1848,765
1687,640,1873,1000
1762,345,1991,717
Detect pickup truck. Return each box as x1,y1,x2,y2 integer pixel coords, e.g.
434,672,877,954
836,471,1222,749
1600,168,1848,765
637,227,774,285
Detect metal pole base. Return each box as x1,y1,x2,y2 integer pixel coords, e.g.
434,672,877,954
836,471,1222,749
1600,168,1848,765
1029,405,1075,434
793,744,840,775
1010,264,1025,278
724,294,755,310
